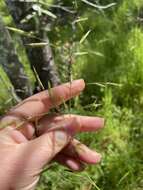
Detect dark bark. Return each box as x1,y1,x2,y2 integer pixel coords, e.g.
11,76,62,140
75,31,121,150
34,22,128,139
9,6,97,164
0,16,32,99
6,0,61,93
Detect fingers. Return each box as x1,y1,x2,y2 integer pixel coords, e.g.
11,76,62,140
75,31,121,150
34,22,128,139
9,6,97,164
55,154,85,171
4,79,85,122
18,123,35,140
0,113,104,142
55,137,102,171
0,126,28,144
62,139,101,164
38,113,103,170
38,114,104,135
18,114,104,140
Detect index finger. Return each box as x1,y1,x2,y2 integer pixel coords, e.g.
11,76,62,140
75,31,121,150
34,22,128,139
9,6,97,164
3,79,85,122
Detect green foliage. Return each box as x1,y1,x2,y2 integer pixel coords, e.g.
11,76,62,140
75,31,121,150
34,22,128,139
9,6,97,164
0,66,15,113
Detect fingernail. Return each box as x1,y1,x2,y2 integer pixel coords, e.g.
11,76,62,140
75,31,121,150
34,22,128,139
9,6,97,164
72,79,85,90
54,131,69,145
93,117,105,128
101,118,105,128
73,79,85,84
95,153,102,163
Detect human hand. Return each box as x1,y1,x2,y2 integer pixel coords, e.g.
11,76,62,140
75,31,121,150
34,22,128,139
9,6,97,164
0,79,104,190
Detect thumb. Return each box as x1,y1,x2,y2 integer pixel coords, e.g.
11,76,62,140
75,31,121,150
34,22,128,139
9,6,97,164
10,130,70,190
26,130,70,171
25,118,79,173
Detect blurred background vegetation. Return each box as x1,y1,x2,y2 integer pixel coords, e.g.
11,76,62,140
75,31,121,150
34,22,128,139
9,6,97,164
0,0,143,189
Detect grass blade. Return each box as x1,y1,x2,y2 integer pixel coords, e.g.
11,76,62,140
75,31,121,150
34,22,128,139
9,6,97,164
81,0,116,9
32,66,45,91
80,30,91,44
25,42,49,47
6,26,35,38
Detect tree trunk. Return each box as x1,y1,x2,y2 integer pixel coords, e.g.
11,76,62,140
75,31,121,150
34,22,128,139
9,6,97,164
6,0,61,93
0,16,32,100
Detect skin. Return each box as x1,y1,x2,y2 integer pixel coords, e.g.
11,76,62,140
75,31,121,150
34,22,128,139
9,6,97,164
0,79,104,190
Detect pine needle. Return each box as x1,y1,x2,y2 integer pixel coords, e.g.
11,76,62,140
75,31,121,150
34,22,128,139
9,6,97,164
80,30,91,44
